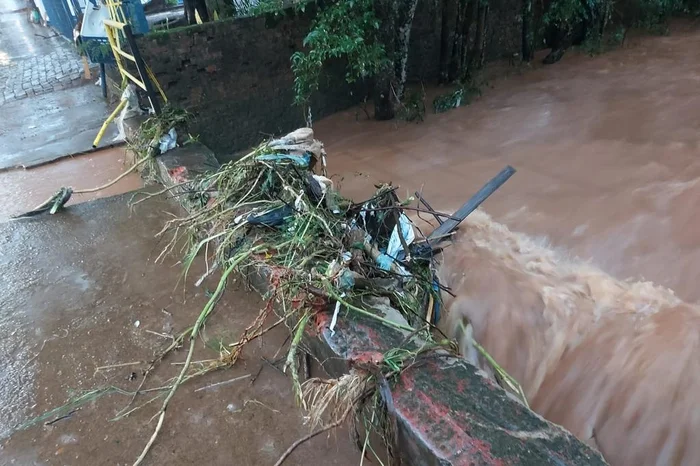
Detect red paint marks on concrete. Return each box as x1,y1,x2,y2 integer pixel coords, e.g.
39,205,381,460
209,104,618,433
350,351,384,366
397,368,415,392
168,166,189,183
455,378,468,394
392,372,506,466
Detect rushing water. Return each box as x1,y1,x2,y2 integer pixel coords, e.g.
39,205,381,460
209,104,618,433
317,21,700,305
315,20,700,465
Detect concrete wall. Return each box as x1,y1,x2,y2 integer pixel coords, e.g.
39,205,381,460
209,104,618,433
138,0,524,159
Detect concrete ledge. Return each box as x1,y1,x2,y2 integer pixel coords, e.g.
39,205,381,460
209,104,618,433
152,141,607,466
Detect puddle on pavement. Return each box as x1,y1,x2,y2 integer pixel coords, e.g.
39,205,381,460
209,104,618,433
0,147,141,220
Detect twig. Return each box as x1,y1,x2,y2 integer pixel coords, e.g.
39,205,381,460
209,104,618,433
250,364,265,385
116,328,189,418
273,334,291,360
94,361,144,376
274,404,353,466
75,156,150,194
390,202,411,262
303,352,311,380
262,356,286,375
414,191,443,225
112,394,164,421
351,186,399,208
362,205,462,221
128,180,191,206
194,374,251,392
471,338,528,408
45,408,80,426
145,330,174,340
322,286,414,333
244,399,280,413
227,314,287,348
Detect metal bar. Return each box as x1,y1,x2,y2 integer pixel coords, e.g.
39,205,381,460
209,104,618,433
122,70,147,91
103,19,126,29
427,165,516,242
123,24,161,115
92,98,127,148
100,63,107,98
104,26,127,77
113,46,136,62
414,191,443,226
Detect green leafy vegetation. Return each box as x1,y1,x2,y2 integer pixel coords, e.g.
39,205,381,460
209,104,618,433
433,79,482,114
290,0,386,107
397,87,426,122
581,25,626,55
77,40,113,63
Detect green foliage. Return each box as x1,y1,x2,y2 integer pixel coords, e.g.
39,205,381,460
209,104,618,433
290,0,387,106
542,0,594,30
543,0,689,52
245,0,287,16
397,87,426,122
77,40,113,63
432,80,482,114
633,0,684,33
581,25,626,55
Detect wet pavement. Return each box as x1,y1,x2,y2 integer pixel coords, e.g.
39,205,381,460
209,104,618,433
316,20,700,305
0,84,122,170
0,0,85,105
0,0,121,169
0,193,360,465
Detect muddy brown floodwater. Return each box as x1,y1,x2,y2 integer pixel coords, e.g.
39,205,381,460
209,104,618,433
317,20,700,306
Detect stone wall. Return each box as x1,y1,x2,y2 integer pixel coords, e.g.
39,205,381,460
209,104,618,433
137,0,528,160
138,8,368,159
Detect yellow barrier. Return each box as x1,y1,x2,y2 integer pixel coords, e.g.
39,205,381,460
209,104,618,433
93,0,167,147
92,98,127,148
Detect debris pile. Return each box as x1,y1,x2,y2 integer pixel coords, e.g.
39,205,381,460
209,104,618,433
144,128,523,464
161,126,443,347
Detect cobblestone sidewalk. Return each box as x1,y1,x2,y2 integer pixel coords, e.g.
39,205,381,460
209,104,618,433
1,47,84,104
0,4,88,106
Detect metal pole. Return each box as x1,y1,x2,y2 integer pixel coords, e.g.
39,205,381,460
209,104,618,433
123,24,161,115
427,165,516,242
100,62,107,98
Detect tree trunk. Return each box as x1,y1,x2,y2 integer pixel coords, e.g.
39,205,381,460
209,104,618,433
459,0,477,76
184,0,194,24
373,0,397,120
438,0,456,84
195,0,210,22
468,2,488,71
448,0,466,81
393,0,419,100
521,0,533,61
184,0,209,24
